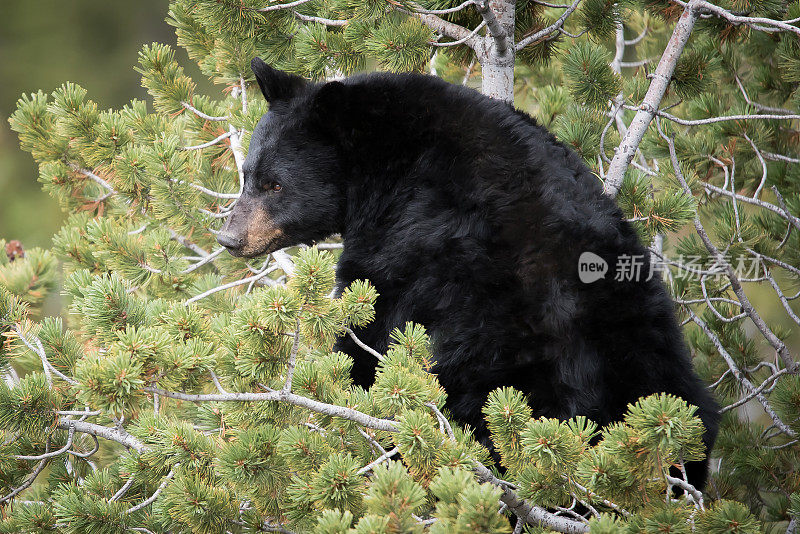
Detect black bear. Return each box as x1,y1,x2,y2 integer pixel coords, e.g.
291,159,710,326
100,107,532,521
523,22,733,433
217,57,720,489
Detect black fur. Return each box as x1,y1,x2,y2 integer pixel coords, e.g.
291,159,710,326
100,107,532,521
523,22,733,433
223,63,720,488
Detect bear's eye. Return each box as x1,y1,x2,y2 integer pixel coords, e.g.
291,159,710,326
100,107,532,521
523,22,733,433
263,182,282,192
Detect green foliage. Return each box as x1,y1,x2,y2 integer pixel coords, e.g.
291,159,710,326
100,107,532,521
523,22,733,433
561,42,622,110
0,373,60,440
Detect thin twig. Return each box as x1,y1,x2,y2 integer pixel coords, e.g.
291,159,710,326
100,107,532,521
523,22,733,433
183,130,233,151
126,465,179,514
181,102,228,121
283,316,302,392
357,447,399,475
515,0,582,50
109,477,135,502
16,427,74,461
346,328,384,361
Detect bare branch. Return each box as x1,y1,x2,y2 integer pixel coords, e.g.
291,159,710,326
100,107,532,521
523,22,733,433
665,475,704,510
126,465,179,514
257,0,313,12
413,0,476,14
143,386,400,432
686,308,797,437
515,0,582,51
14,325,78,386
647,107,800,126
719,369,787,414
282,316,302,392
181,247,226,274
16,427,74,461
346,328,384,361
603,1,700,197
430,21,487,47
184,264,279,305
702,182,800,230
0,456,50,504
357,447,399,475
183,130,233,151
473,462,589,533
57,417,147,452
734,75,795,115
169,229,212,259
181,102,228,121
659,124,798,375
109,477,135,502
403,3,480,48
624,26,648,45
425,402,455,441
293,11,348,26
693,0,800,36
772,186,800,234
762,151,800,164
69,164,116,193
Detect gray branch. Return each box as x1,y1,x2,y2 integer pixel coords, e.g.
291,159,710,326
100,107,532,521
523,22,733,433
515,0,582,51
143,386,400,432
603,1,700,197
475,0,510,55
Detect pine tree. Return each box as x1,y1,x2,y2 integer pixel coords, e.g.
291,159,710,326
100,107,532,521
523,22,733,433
2,0,800,532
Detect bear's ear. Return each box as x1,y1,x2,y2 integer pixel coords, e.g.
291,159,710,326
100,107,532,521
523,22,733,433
251,57,306,103
315,80,348,114
311,80,355,142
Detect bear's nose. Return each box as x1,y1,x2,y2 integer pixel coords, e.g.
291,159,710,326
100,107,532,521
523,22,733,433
216,231,243,250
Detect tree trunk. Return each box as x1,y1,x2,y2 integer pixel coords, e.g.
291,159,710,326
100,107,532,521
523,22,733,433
481,60,515,102
480,0,516,103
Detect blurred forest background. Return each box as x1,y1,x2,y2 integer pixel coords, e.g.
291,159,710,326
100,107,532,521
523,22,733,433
0,0,211,248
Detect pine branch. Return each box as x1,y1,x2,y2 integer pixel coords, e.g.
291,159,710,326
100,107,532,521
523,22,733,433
659,123,799,376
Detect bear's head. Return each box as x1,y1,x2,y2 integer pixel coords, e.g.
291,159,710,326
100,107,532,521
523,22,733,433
217,58,346,257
